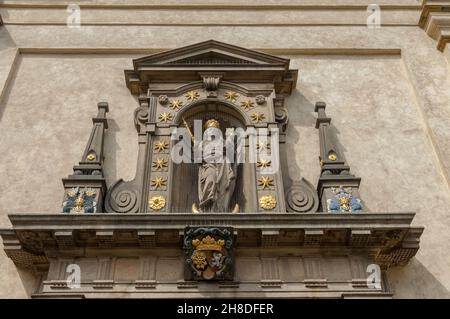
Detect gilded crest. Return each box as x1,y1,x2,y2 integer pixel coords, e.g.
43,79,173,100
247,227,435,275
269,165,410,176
184,227,233,281
62,187,97,213
327,186,362,213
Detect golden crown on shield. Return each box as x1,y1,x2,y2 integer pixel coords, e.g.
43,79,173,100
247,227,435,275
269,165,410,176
192,235,225,251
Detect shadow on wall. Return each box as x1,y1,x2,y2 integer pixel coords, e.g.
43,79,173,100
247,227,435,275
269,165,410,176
284,90,316,182
388,258,450,298
0,16,19,123
0,249,39,298
0,4,17,51
0,53,21,124
103,118,120,186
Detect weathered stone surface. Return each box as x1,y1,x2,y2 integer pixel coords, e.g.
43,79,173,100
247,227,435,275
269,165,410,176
0,0,449,298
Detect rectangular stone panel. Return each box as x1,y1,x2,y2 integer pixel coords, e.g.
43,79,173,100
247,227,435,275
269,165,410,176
235,257,261,282
278,257,305,282
113,257,140,282
322,257,352,281
155,256,183,282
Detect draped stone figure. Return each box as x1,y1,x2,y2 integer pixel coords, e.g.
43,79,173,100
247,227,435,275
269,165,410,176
194,119,237,213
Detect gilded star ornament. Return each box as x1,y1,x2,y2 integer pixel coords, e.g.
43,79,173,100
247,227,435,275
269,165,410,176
240,99,254,110
185,90,200,102
150,176,167,189
149,195,166,210
169,99,183,110
256,142,271,151
251,112,266,123
158,112,173,123
257,159,271,168
258,176,274,189
259,195,277,210
152,158,168,170
154,140,169,152
224,91,239,102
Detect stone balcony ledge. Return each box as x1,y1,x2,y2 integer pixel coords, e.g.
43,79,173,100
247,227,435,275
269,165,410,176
0,212,423,272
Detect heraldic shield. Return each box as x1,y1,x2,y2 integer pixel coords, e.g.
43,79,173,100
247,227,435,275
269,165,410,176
184,227,234,281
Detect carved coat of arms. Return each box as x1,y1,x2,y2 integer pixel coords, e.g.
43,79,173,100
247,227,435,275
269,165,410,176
62,187,97,213
327,186,362,213
184,227,233,281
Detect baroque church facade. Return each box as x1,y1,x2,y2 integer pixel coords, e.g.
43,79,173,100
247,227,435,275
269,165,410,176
0,0,449,298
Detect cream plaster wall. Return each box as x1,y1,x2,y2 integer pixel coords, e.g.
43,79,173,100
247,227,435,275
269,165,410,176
0,0,449,298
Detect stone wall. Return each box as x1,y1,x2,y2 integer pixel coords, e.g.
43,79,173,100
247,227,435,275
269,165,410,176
0,0,449,298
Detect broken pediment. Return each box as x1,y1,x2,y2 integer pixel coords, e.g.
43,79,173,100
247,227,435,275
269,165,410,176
125,40,297,95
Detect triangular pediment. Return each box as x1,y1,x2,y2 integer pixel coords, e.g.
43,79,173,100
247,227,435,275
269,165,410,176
125,40,297,95
133,40,289,68
165,51,259,66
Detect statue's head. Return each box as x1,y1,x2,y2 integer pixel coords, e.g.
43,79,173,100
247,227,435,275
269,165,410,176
204,119,220,130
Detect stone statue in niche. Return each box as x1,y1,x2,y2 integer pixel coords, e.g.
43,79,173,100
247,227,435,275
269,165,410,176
192,119,238,213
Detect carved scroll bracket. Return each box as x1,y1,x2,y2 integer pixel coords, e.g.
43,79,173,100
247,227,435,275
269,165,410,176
199,73,224,91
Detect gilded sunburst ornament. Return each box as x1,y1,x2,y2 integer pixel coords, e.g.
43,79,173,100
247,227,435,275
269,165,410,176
256,142,271,151
258,176,274,189
224,91,239,102
240,99,254,110
251,112,266,123
149,195,166,210
150,176,167,189
256,159,271,168
158,112,173,123
152,158,168,170
259,195,277,210
169,100,183,110
154,140,169,152
185,91,200,102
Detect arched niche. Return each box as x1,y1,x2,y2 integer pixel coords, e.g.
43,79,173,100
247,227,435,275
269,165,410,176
170,101,256,213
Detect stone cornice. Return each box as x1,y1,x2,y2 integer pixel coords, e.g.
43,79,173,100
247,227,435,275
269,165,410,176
3,212,418,229
0,212,423,272
0,2,421,10
420,0,450,51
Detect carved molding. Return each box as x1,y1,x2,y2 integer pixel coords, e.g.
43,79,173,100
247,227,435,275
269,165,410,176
125,40,297,96
420,0,450,52
200,73,223,91
0,213,423,271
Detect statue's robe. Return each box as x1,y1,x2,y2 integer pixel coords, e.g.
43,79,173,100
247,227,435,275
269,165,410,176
197,140,236,212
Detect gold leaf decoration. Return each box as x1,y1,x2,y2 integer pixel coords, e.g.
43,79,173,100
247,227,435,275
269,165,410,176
149,195,166,210
150,176,167,189
328,153,337,161
152,158,168,170
256,159,271,168
192,250,207,270
224,91,239,102
251,112,266,123
158,112,173,123
169,99,183,110
259,195,277,210
256,142,271,151
258,176,274,189
185,91,200,101
154,140,169,152
240,99,254,110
